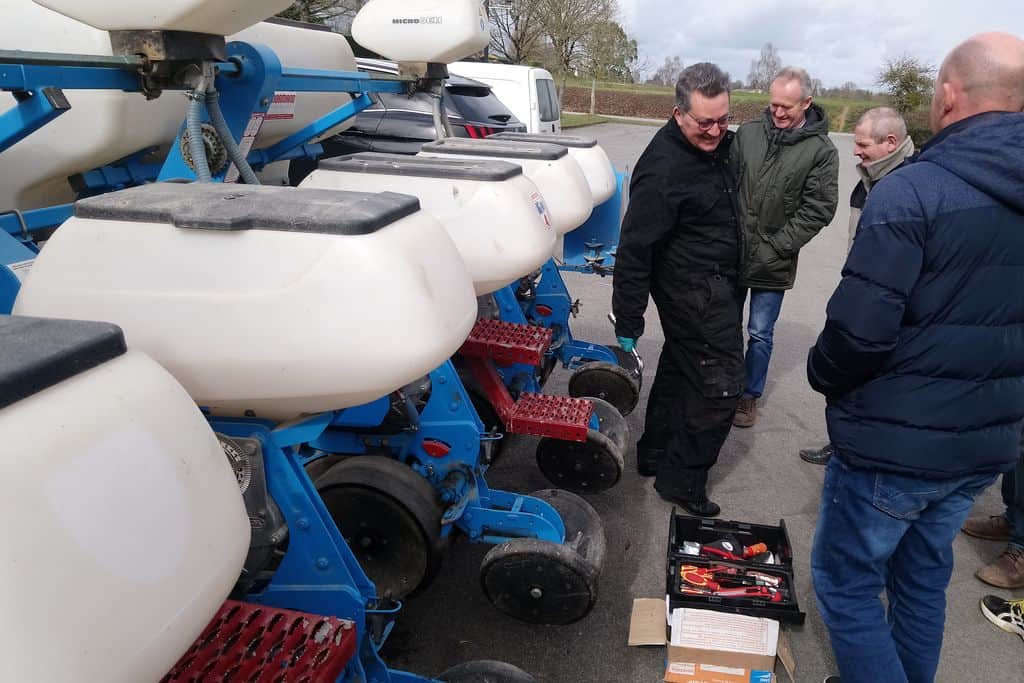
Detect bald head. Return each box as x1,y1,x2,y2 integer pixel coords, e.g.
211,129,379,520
931,32,1024,132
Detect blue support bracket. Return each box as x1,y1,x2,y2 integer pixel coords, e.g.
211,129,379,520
70,148,163,196
0,86,70,155
256,92,373,165
465,488,564,545
0,61,141,92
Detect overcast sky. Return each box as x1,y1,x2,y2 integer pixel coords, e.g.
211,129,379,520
616,0,1024,89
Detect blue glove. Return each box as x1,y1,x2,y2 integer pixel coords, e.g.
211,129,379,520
617,336,636,353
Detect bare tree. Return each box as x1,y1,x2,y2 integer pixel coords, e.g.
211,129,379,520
278,1,357,25
489,0,546,64
579,19,636,112
539,0,617,104
648,55,683,87
747,42,782,91
629,54,654,85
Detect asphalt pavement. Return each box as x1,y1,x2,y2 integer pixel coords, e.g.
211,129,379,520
384,123,1023,682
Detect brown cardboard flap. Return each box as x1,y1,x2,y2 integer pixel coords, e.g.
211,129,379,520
776,630,796,681
628,598,667,646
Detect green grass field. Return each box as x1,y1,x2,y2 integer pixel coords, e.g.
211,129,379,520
560,75,886,132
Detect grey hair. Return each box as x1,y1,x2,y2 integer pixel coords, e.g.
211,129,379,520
856,106,908,142
675,62,732,112
773,66,813,99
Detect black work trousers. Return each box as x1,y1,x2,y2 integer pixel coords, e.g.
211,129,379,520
639,274,744,500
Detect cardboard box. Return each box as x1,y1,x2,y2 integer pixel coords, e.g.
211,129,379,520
665,608,777,683
627,599,796,683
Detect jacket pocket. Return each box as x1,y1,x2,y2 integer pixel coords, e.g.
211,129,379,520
695,276,744,398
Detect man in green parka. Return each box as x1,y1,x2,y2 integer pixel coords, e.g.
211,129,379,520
731,66,839,428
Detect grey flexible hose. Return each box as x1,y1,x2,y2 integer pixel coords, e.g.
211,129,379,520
206,89,260,185
186,90,213,183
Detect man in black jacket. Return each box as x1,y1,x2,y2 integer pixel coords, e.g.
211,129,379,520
612,62,742,517
808,32,1024,683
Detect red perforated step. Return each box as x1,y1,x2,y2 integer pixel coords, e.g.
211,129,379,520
162,600,358,683
459,318,553,366
508,393,594,442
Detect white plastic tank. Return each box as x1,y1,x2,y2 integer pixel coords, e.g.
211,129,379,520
418,138,594,235
492,132,616,206
0,1,358,210
14,183,478,420
0,315,250,682
352,0,489,64
33,0,291,34
301,153,556,295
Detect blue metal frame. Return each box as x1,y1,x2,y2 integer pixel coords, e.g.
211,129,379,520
209,414,441,683
310,360,565,546
558,170,629,274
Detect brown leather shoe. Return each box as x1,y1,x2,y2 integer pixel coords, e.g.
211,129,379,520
962,515,1013,541
976,546,1024,589
733,395,757,428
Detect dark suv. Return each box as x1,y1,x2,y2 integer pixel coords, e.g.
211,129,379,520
290,59,526,183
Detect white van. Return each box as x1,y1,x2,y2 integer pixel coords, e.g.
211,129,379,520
449,62,561,134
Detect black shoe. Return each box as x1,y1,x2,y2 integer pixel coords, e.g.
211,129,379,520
636,445,663,477
980,594,1024,640
657,489,721,517
800,443,834,465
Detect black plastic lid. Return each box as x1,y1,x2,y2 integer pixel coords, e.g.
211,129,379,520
320,153,523,182
491,132,597,149
0,315,127,411
75,183,421,236
420,138,567,161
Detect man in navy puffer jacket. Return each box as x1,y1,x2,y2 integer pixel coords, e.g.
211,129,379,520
807,32,1024,683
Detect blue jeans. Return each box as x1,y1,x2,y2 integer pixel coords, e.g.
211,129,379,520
812,458,998,683
1001,455,1024,550
742,289,785,398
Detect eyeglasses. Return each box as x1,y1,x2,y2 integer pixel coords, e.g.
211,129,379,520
686,110,732,132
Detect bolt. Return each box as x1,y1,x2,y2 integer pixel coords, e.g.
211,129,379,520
260,97,270,107
316,558,329,570
530,587,544,599
297,518,310,530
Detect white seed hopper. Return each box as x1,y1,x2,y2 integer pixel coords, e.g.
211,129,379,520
0,0,358,210
301,153,556,295
0,315,249,682
33,0,291,33
14,183,478,420
351,0,490,65
491,132,617,206
418,138,594,235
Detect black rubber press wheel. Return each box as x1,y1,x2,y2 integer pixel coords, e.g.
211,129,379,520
315,456,445,598
534,397,628,493
567,360,640,416
529,488,606,572
439,661,535,682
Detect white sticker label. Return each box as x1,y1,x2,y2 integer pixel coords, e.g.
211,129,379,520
266,92,297,121
225,112,265,183
530,191,552,228
7,258,33,283
667,662,696,675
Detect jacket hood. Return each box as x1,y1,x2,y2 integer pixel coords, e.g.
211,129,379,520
761,103,830,142
918,111,1024,213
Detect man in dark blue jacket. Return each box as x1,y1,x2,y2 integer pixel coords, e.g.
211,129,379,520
807,32,1024,683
